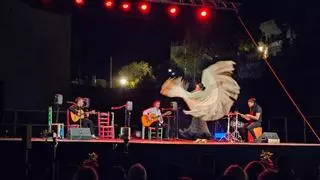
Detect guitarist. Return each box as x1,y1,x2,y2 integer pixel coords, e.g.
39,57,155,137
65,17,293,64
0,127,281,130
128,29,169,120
69,97,97,139
238,98,262,142
142,100,164,139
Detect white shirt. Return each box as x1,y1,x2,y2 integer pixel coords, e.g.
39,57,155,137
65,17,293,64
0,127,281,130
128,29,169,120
143,107,163,123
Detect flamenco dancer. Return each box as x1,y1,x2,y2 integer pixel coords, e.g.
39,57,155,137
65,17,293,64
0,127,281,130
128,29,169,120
160,61,240,142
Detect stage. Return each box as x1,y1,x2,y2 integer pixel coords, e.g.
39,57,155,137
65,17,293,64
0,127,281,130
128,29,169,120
1,137,320,180
1,137,320,147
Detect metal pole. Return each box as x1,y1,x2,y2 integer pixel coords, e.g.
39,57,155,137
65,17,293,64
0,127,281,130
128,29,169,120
193,58,196,84
110,57,113,88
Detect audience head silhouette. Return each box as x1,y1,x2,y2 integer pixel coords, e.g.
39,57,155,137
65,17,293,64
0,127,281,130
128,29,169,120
244,161,266,180
224,164,248,180
258,170,277,180
128,163,147,180
72,166,98,180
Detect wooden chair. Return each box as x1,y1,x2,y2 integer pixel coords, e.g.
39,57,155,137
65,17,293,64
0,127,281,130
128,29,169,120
97,112,115,139
142,126,163,140
248,127,263,143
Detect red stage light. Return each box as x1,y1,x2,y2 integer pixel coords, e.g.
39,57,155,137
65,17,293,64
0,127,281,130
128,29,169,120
197,7,210,20
168,6,179,17
139,2,150,14
104,0,113,8
121,2,131,11
74,0,85,6
201,10,207,17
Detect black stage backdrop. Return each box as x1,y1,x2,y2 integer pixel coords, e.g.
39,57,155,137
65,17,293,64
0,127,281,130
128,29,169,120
0,0,71,109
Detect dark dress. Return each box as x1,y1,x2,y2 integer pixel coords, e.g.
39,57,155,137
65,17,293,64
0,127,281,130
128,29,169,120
179,117,212,140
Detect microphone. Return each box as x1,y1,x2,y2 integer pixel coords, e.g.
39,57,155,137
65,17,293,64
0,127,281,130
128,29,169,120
67,101,76,104
162,108,174,111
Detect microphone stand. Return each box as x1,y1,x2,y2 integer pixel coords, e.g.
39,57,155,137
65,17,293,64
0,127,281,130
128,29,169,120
175,108,180,140
54,104,60,123
111,103,131,154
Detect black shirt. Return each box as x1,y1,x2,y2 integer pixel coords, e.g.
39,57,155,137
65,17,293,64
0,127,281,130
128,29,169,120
250,105,262,122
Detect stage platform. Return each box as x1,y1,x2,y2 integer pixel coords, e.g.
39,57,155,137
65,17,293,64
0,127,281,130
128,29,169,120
1,137,320,180
1,137,320,147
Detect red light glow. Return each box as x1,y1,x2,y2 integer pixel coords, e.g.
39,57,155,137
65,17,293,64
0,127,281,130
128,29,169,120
168,6,179,17
121,2,131,11
201,10,207,17
139,2,150,14
197,7,210,20
74,0,84,6
104,0,113,8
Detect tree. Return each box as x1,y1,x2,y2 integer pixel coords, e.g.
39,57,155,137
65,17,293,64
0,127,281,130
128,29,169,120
116,61,155,89
170,28,217,83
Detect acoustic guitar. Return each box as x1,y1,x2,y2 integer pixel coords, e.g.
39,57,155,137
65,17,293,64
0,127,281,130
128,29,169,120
141,111,172,127
70,109,96,123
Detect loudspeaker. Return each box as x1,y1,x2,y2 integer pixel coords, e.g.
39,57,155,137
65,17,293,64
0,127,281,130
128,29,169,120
257,132,280,143
82,98,90,108
126,101,133,111
69,128,91,140
171,101,178,111
54,94,63,105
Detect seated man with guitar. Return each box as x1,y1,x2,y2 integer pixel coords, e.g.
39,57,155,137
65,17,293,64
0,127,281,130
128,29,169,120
141,100,171,139
237,98,262,142
69,97,97,139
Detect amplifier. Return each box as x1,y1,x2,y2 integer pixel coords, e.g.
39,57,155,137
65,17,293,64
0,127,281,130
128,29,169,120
69,128,91,140
257,132,280,144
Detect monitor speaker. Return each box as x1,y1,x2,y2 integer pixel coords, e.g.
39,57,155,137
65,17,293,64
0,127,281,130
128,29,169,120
69,128,91,140
257,132,280,144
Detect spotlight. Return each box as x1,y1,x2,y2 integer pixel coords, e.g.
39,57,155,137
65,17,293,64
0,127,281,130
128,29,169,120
120,78,128,86
74,0,85,6
104,0,113,8
168,5,179,17
121,2,131,11
139,2,150,14
258,46,264,52
197,7,210,20
168,68,172,72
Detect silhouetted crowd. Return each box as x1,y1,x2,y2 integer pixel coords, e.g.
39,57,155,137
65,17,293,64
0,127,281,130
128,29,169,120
60,154,320,180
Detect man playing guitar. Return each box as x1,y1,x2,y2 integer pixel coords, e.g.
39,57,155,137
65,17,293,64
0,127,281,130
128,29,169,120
142,100,170,139
69,97,97,139
237,98,262,142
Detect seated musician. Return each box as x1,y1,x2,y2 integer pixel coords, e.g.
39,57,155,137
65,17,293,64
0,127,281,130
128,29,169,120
142,100,166,139
69,97,97,139
238,98,262,142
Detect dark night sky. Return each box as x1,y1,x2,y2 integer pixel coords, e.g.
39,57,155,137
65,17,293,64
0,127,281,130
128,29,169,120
69,0,309,78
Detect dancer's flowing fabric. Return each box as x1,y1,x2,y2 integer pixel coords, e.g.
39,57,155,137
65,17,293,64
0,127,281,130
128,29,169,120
160,61,240,122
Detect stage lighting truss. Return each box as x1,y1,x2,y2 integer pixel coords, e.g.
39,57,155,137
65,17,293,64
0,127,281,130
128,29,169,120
145,0,240,12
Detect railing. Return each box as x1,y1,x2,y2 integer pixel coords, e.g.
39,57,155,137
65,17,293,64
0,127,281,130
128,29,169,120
0,109,67,137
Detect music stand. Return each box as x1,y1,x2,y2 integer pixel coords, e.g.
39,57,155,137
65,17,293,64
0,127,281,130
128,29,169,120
219,113,241,142
231,113,242,141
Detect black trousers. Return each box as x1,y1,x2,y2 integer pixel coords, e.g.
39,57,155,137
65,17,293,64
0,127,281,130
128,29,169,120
81,118,95,135
239,121,261,142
